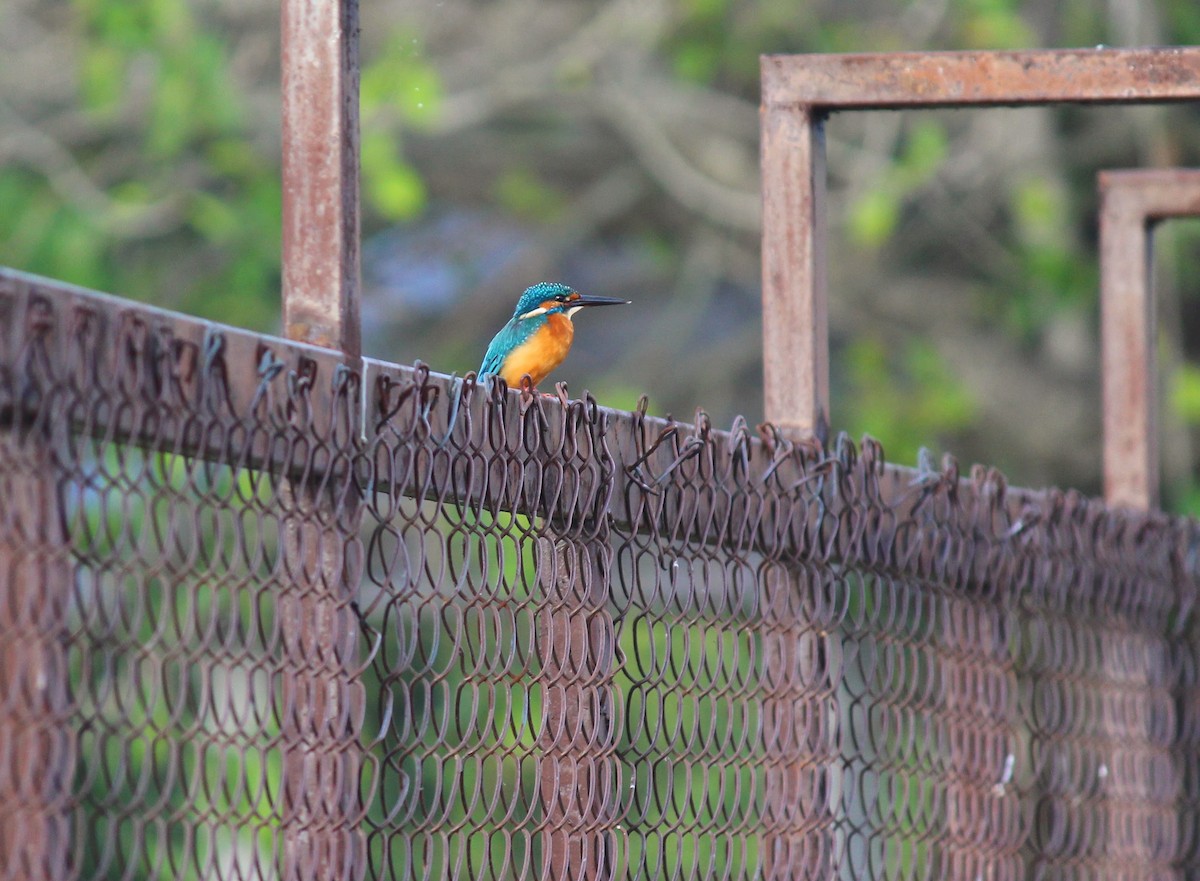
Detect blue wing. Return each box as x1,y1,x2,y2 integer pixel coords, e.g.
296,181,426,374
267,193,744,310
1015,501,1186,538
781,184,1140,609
479,318,538,377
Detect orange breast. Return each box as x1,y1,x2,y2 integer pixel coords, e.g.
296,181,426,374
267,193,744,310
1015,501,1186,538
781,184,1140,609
499,315,574,387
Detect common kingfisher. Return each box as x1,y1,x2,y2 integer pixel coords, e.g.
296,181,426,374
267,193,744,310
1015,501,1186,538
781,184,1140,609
479,282,629,388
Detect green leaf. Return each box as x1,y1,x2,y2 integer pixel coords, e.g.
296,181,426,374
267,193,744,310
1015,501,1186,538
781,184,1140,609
955,0,1036,48
842,338,976,464
188,192,240,243
89,3,154,48
39,208,106,288
1167,0,1200,43
1013,177,1064,241
848,188,900,248
361,31,442,127
1171,363,1200,425
897,120,947,184
80,45,126,114
682,0,728,18
673,42,722,83
362,132,427,220
493,169,565,222
394,63,441,127
205,138,263,178
147,62,194,158
1168,479,1200,517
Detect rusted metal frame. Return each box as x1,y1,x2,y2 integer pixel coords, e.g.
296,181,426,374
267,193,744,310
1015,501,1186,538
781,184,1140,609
279,2,364,877
760,47,1200,439
762,48,1200,110
0,276,75,881
1099,168,1200,510
281,0,362,358
761,104,828,442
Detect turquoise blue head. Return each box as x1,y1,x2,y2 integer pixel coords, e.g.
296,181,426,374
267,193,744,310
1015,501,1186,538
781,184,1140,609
513,282,575,318
510,282,630,320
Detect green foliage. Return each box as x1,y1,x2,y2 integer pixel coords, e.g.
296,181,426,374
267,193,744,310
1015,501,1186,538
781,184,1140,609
358,30,442,222
80,43,126,114
842,337,977,466
361,31,443,129
362,130,427,221
849,189,901,249
585,383,648,416
952,0,1036,48
670,0,733,83
901,121,951,181
1159,221,1200,498
667,0,818,85
997,176,1096,337
1,4,446,330
493,169,566,222
1168,478,1200,518
1170,363,1200,426
1165,0,1200,43
0,168,108,288
0,0,281,327
848,121,948,248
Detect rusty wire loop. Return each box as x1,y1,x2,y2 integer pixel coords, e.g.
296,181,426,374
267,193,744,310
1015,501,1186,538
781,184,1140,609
3,271,1200,881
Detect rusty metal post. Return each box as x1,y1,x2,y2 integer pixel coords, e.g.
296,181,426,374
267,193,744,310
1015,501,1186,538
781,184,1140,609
760,48,1200,440
1099,169,1200,510
278,473,366,881
1100,175,1156,511
281,0,362,357
760,563,837,881
0,456,73,881
537,538,616,881
761,104,829,439
0,290,74,881
279,1,364,879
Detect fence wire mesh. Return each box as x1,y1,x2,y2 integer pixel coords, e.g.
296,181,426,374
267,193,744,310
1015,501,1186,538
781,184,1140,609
2,269,1200,881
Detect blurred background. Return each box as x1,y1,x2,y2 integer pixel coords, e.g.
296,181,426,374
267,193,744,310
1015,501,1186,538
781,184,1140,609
3,0,1200,505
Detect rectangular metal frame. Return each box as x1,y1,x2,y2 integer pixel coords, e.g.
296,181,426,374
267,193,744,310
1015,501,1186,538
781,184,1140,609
1100,168,1200,509
760,47,1200,449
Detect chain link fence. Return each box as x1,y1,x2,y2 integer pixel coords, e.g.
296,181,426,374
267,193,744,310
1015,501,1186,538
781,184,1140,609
2,268,1199,880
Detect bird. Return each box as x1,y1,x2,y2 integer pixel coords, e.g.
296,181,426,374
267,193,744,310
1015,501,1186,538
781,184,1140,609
478,282,629,388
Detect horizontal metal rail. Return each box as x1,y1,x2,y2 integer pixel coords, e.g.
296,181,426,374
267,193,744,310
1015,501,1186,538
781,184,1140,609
761,47,1200,109
2,266,1186,574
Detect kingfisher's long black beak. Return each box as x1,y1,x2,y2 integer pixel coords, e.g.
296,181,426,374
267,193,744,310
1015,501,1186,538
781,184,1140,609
574,294,631,308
